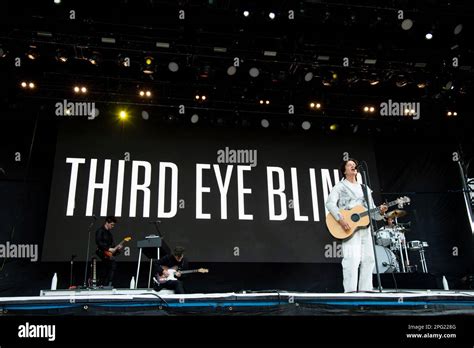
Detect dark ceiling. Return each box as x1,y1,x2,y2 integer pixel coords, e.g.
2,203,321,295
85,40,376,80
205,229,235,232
1,0,474,136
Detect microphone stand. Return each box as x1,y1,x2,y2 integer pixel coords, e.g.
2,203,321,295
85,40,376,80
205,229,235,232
83,216,97,288
359,163,383,293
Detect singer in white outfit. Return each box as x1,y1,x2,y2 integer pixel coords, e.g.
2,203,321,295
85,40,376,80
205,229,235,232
325,159,387,293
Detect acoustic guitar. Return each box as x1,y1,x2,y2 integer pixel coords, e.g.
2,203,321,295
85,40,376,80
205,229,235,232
326,196,410,239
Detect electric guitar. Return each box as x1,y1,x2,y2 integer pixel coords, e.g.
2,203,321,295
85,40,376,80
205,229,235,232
326,196,410,240
98,236,132,259
158,267,209,283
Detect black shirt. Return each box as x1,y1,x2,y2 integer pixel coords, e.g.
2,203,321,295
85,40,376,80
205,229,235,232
95,226,114,252
154,255,188,276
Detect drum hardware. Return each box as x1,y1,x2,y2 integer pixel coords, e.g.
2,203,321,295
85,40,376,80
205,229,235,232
408,240,429,273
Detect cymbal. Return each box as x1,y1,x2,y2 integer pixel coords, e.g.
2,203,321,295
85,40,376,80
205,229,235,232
386,209,407,219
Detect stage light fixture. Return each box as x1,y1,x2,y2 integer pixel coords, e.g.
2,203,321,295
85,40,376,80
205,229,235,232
21,82,27,88
142,56,155,74
454,24,463,35
119,111,128,120
261,119,270,128
329,124,338,131
304,72,313,82
227,66,237,76
168,62,179,72
268,12,276,20
425,32,433,40
249,67,260,78
302,121,311,130
27,48,39,60
401,19,413,30
191,114,199,123
243,10,250,17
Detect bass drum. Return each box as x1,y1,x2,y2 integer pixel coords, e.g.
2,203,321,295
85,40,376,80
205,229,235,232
373,245,400,273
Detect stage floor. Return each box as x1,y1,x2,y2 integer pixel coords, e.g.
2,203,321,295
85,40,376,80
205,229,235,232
0,288,473,315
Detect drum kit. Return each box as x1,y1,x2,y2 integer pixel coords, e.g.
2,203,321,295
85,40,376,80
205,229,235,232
373,209,429,274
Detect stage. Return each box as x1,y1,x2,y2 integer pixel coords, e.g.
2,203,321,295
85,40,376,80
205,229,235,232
1,288,473,316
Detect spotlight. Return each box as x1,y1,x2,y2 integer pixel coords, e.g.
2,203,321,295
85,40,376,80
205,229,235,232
141,110,149,120
363,106,375,113
243,10,250,17
20,81,35,89
310,102,321,109
249,67,260,78
265,100,269,105
259,100,264,105
425,32,433,40
142,56,155,74
54,0,61,3
89,52,101,65
227,66,237,76
261,119,270,128
168,62,179,72
302,121,311,130
139,90,152,98
0,45,6,58
119,111,128,120
417,82,427,89
195,94,207,101
73,86,87,94
329,124,338,131
27,48,39,60
401,19,413,30
447,111,457,117
268,12,276,20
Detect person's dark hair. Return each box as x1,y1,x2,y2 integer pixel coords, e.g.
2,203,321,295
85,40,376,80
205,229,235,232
105,216,117,224
173,246,185,257
339,158,359,178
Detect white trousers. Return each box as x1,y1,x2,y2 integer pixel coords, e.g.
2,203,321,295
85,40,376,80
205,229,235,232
341,227,375,292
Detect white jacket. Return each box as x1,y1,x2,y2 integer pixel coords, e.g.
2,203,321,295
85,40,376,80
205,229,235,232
325,178,383,222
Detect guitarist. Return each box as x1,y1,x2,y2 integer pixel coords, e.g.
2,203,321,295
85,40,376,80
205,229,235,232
95,216,121,287
153,246,188,294
325,159,388,293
